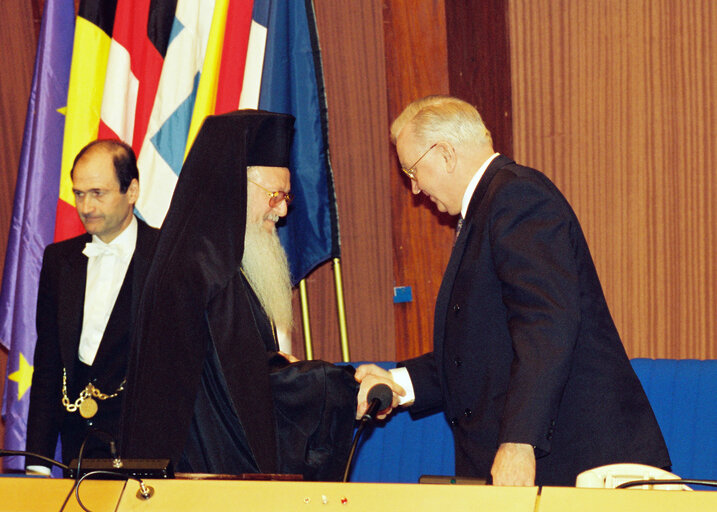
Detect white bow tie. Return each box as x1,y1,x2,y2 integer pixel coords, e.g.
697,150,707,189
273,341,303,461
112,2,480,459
83,241,121,258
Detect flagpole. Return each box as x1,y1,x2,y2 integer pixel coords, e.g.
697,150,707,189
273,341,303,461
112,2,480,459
333,258,350,362
299,259,350,363
299,279,314,360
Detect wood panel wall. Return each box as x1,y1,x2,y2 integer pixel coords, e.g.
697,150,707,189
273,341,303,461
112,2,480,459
446,0,512,157
0,1,39,294
300,0,395,362
509,0,717,358
383,0,454,362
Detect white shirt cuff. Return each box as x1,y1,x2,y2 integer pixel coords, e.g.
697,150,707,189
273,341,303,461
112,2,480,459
26,465,52,476
389,367,416,406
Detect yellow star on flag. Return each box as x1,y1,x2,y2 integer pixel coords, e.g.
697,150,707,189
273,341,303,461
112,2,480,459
8,353,34,400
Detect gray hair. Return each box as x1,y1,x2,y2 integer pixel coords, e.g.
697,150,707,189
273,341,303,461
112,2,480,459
390,95,492,149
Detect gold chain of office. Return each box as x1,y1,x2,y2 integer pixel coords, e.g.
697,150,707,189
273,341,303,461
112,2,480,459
61,368,125,419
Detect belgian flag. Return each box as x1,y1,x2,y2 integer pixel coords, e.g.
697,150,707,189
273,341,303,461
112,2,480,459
54,0,117,241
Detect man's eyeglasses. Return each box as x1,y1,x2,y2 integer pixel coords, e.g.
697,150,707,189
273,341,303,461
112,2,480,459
248,179,294,207
401,143,437,180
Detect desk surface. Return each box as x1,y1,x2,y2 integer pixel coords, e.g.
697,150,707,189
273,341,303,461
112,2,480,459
116,480,538,512
538,486,717,512
63,479,125,512
0,477,74,512
2,477,715,512
0,477,126,512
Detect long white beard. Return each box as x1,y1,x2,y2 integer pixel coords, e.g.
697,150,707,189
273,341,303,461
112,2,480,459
241,221,294,337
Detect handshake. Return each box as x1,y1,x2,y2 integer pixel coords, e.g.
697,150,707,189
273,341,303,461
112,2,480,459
354,364,407,420
352,363,537,486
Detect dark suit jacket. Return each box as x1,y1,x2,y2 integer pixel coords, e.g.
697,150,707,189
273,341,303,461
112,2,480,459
26,219,159,467
403,155,670,486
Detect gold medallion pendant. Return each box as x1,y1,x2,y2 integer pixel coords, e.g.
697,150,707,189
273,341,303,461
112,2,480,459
79,397,98,419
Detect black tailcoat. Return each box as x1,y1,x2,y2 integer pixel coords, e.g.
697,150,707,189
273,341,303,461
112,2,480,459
26,219,159,466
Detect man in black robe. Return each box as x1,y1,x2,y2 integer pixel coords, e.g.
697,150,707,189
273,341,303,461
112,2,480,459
119,110,356,480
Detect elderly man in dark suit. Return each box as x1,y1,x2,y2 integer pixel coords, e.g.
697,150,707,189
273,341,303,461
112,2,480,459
25,140,159,474
356,95,670,486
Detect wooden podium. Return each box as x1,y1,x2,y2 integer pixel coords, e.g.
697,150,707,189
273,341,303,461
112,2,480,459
0,477,125,512
2,477,717,511
62,479,125,512
538,486,717,512
114,480,537,511
0,477,74,512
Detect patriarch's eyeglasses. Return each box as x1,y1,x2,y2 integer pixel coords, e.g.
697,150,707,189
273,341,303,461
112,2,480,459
248,179,293,207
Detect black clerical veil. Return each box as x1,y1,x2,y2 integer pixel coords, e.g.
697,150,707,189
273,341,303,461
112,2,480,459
120,110,357,480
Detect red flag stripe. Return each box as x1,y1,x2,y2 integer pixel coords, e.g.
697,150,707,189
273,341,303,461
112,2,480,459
215,0,254,113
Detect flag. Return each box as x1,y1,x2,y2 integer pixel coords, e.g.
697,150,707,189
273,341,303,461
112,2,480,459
214,0,254,112
2,0,340,470
258,0,341,283
134,0,216,226
0,0,75,471
54,0,118,241
185,0,340,283
90,0,340,277
97,0,177,151
184,0,231,155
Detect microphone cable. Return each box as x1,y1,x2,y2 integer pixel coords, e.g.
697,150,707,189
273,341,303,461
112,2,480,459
616,478,717,489
0,449,68,471
72,430,153,512
74,429,120,481
342,383,394,482
74,470,154,512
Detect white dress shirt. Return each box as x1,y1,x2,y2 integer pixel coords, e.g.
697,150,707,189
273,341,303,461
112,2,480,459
78,216,137,365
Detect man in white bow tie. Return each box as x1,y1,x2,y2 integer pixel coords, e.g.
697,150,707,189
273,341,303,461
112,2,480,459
25,140,159,475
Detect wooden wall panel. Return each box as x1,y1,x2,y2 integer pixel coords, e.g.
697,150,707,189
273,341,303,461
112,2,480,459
445,0,512,157
0,1,37,299
302,0,395,362
509,0,717,358
383,0,453,361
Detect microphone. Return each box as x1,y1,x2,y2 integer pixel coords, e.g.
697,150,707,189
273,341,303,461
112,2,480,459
361,383,394,422
342,383,395,482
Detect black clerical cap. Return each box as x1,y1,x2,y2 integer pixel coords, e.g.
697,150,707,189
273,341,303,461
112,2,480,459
246,111,295,167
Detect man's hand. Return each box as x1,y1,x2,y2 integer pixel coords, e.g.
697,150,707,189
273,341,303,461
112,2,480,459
354,364,405,420
490,442,536,486
354,363,393,383
277,351,299,363
25,467,51,477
